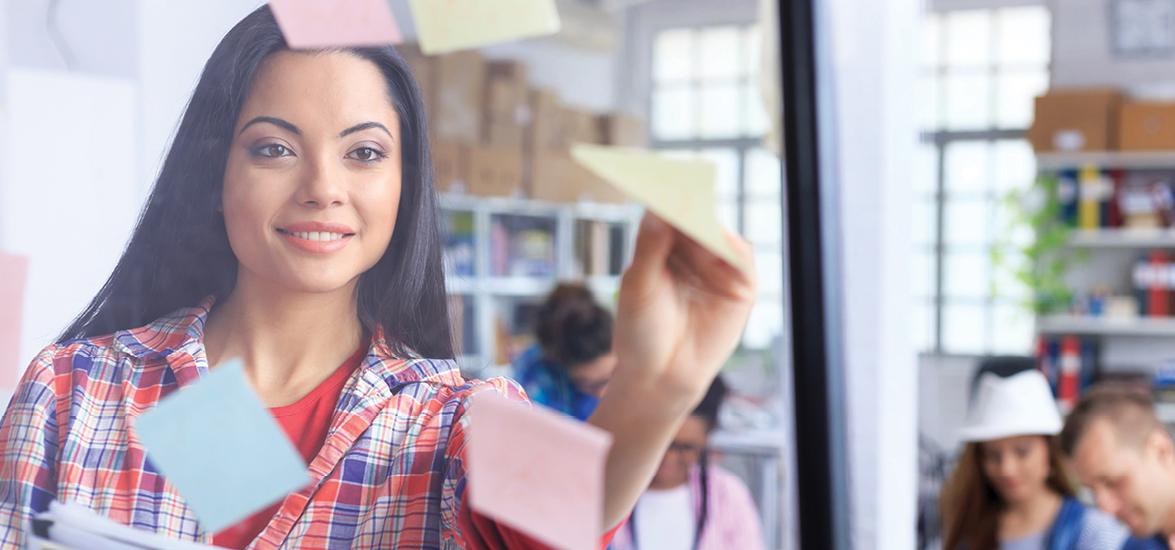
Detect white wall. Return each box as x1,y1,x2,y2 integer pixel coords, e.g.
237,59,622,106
1051,0,1175,98
827,0,921,546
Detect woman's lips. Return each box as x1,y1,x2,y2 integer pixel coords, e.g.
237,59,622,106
276,227,354,254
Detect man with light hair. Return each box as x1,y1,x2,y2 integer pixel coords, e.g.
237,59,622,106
1061,384,1175,549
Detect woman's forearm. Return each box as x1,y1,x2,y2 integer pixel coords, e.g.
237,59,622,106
587,369,700,530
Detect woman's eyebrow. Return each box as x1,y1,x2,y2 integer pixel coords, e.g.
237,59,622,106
339,121,393,140
238,116,301,136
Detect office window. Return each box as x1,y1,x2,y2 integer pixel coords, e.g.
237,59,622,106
649,24,782,350
916,5,1050,354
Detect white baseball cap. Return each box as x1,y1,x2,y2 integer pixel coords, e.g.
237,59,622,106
958,369,1063,442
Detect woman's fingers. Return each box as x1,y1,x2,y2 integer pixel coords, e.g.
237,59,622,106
621,213,675,293
666,227,758,303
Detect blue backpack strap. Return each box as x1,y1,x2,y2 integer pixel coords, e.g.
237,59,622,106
1045,498,1087,550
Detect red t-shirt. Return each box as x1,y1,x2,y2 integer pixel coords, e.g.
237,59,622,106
210,344,621,549
213,345,365,549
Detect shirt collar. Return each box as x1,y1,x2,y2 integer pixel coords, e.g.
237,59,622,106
111,296,466,390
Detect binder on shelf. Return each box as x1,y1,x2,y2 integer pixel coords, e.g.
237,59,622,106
1058,336,1081,414
1058,170,1079,227
1079,165,1103,230
1151,251,1169,317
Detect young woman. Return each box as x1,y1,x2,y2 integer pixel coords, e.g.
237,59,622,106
512,283,617,420
0,5,756,549
940,370,1128,550
609,377,766,550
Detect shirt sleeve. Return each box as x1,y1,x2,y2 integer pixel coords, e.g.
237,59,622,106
440,377,620,550
0,345,64,548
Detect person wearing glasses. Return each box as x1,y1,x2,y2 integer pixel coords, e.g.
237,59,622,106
610,377,766,550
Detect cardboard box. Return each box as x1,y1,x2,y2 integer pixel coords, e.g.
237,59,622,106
1119,101,1175,151
563,109,602,145
599,113,647,147
469,146,524,197
434,51,487,142
529,88,567,151
530,152,627,204
398,43,436,119
432,140,470,193
487,121,527,150
485,61,530,119
1028,88,1123,152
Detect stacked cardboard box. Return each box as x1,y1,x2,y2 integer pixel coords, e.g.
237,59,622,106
404,43,649,201
1029,87,1175,153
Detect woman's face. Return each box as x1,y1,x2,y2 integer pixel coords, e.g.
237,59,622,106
980,435,1053,505
222,50,402,295
650,415,710,490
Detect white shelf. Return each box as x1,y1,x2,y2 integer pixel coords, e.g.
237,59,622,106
438,192,640,222
1069,229,1175,248
1038,151,1175,171
1038,315,1175,336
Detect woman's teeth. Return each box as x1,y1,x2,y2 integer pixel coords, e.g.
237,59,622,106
290,231,346,241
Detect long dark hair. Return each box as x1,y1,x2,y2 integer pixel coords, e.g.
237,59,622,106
940,436,1076,550
57,5,453,359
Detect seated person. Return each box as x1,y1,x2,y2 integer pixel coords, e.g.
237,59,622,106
512,283,616,420
610,377,766,550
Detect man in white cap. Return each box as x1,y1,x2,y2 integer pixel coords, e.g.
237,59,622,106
1062,384,1175,549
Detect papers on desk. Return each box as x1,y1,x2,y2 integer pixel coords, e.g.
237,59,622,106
27,501,224,550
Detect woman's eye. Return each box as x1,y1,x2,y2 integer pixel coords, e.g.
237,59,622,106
347,147,386,162
253,144,292,158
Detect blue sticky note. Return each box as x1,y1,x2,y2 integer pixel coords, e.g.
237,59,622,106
132,359,309,533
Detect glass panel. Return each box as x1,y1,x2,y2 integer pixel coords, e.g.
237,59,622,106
743,26,761,77
699,148,740,199
993,139,1036,196
652,86,696,140
654,29,694,83
914,141,939,195
922,14,941,68
743,299,784,349
995,70,1049,129
745,201,782,246
944,198,990,246
745,148,781,196
742,81,770,136
911,249,936,300
912,299,936,352
699,82,741,138
944,250,990,298
943,301,988,354
992,302,1034,354
944,141,992,195
996,6,1051,67
755,249,784,295
918,74,942,130
945,10,993,68
698,26,741,80
944,70,992,130
913,197,938,247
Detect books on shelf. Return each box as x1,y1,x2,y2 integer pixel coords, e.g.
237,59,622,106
1036,335,1099,413
574,220,627,278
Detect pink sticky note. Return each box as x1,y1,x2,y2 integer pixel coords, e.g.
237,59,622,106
467,392,613,550
0,252,29,389
269,0,403,49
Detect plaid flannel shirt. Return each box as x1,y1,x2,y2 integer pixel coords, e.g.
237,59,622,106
0,299,608,549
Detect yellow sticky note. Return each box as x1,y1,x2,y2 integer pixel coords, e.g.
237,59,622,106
571,144,747,272
408,0,561,55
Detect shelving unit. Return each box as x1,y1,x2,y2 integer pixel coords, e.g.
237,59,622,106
1037,151,1175,171
439,192,642,374
1068,229,1175,248
1037,315,1175,337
